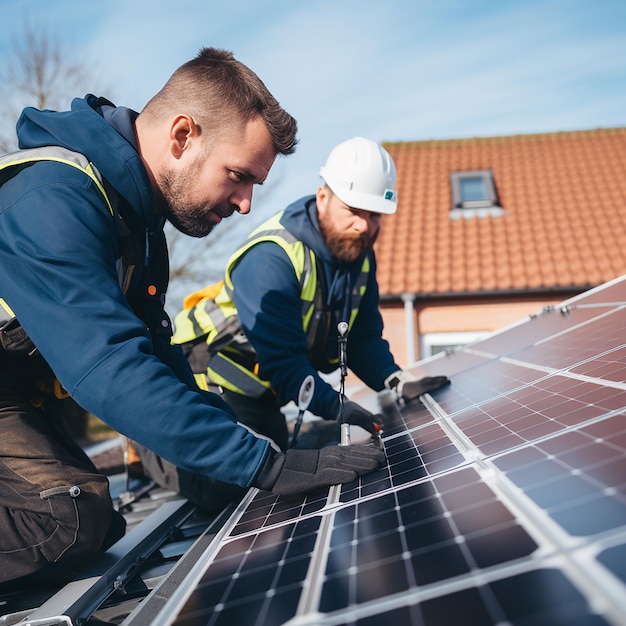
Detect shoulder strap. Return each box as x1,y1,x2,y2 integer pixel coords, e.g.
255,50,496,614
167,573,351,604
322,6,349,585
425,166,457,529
0,147,139,307
0,146,115,215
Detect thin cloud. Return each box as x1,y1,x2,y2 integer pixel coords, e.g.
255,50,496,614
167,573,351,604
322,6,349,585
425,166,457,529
0,0,623,298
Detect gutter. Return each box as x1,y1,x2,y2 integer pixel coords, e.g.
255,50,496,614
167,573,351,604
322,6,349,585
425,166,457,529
380,284,593,303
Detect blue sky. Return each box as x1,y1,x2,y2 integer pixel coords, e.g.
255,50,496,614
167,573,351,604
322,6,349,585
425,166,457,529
1,0,625,303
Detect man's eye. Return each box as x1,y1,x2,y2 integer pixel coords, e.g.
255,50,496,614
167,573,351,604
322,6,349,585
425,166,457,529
229,170,243,183
353,209,380,221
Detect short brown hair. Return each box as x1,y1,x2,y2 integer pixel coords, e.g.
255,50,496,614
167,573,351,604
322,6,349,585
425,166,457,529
141,47,298,155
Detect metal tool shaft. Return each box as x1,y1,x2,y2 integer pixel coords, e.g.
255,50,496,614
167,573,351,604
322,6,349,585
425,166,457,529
337,321,351,446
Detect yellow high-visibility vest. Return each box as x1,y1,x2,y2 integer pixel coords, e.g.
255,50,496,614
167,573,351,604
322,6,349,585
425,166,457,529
0,147,116,399
0,147,115,322
172,210,370,397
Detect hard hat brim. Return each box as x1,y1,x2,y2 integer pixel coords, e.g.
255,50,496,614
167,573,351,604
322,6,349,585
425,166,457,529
332,186,398,215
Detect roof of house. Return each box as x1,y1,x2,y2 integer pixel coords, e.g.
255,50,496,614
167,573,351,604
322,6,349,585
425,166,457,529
376,127,626,299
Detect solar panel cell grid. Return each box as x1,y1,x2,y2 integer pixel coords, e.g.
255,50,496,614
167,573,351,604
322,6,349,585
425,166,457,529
163,279,626,626
449,375,626,457
433,360,549,416
512,308,626,369
473,305,613,356
570,345,626,382
175,517,320,625
379,400,436,437
348,569,611,626
231,489,328,536
494,413,626,537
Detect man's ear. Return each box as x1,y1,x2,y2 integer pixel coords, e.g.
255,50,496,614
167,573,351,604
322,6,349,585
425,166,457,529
169,114,198,159
316,185,331,215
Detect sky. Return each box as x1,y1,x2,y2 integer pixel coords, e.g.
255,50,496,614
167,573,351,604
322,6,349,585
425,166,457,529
1,0,625,306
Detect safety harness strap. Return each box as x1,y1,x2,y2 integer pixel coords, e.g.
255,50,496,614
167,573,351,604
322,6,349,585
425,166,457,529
0,148,118,399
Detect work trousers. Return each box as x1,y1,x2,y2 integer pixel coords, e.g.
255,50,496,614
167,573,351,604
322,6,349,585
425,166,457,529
0,389,126,587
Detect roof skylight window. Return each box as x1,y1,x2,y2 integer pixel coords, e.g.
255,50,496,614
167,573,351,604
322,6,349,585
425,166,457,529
449,170,505,219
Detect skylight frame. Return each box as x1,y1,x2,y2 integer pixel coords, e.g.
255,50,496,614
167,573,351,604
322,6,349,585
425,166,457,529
449,170,505,219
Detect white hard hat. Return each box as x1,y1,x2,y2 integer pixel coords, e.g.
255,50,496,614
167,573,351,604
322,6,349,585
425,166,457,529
319,137,397,214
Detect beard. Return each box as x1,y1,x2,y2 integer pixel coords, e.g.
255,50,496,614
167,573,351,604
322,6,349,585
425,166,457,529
158,164,235,238
318,209,379,263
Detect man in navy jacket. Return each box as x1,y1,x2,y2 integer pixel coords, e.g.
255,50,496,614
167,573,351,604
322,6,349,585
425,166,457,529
0,48,384,586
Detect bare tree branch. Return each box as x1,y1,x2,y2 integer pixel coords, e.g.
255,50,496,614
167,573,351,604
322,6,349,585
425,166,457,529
0,21,289,306
0,21,104,152
10,25,87,110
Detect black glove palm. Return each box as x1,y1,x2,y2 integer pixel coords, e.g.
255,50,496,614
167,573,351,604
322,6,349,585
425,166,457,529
400,376,450,401
339,400,384,434
254,445,385,497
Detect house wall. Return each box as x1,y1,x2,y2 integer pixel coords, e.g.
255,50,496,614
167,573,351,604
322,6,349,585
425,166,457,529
380,297,568,367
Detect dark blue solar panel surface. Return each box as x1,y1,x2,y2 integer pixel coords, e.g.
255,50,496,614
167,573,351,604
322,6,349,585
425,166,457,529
162,278,626,626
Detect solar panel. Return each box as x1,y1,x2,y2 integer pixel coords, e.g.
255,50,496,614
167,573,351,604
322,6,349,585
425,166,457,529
150,275,626,626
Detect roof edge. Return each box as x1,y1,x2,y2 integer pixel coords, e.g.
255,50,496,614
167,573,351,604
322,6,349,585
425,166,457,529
380,285,593,303
381,126,626,148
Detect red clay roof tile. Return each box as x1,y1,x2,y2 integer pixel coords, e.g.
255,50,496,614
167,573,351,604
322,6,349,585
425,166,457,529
377,128,626,297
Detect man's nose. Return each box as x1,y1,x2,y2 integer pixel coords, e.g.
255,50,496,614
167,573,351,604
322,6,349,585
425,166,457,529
231,185,253,215
353,214,371,233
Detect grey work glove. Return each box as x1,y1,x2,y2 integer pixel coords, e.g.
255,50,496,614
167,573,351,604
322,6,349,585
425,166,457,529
385,370,450,402
253,445,385,497
340,400,384,434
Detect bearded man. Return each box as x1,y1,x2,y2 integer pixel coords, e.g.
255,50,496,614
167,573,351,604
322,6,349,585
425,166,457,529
168,137,450,454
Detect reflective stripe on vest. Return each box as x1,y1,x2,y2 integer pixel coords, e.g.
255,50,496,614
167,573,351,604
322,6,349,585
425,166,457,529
172,210,370,397
0,147,115,215
0,148,115,322
0,148,116,398
0,298,14,322
222,211,317,325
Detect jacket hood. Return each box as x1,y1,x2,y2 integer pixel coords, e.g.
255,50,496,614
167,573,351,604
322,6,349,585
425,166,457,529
280,194,372,313
280,195,334,264
16,94,154,225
